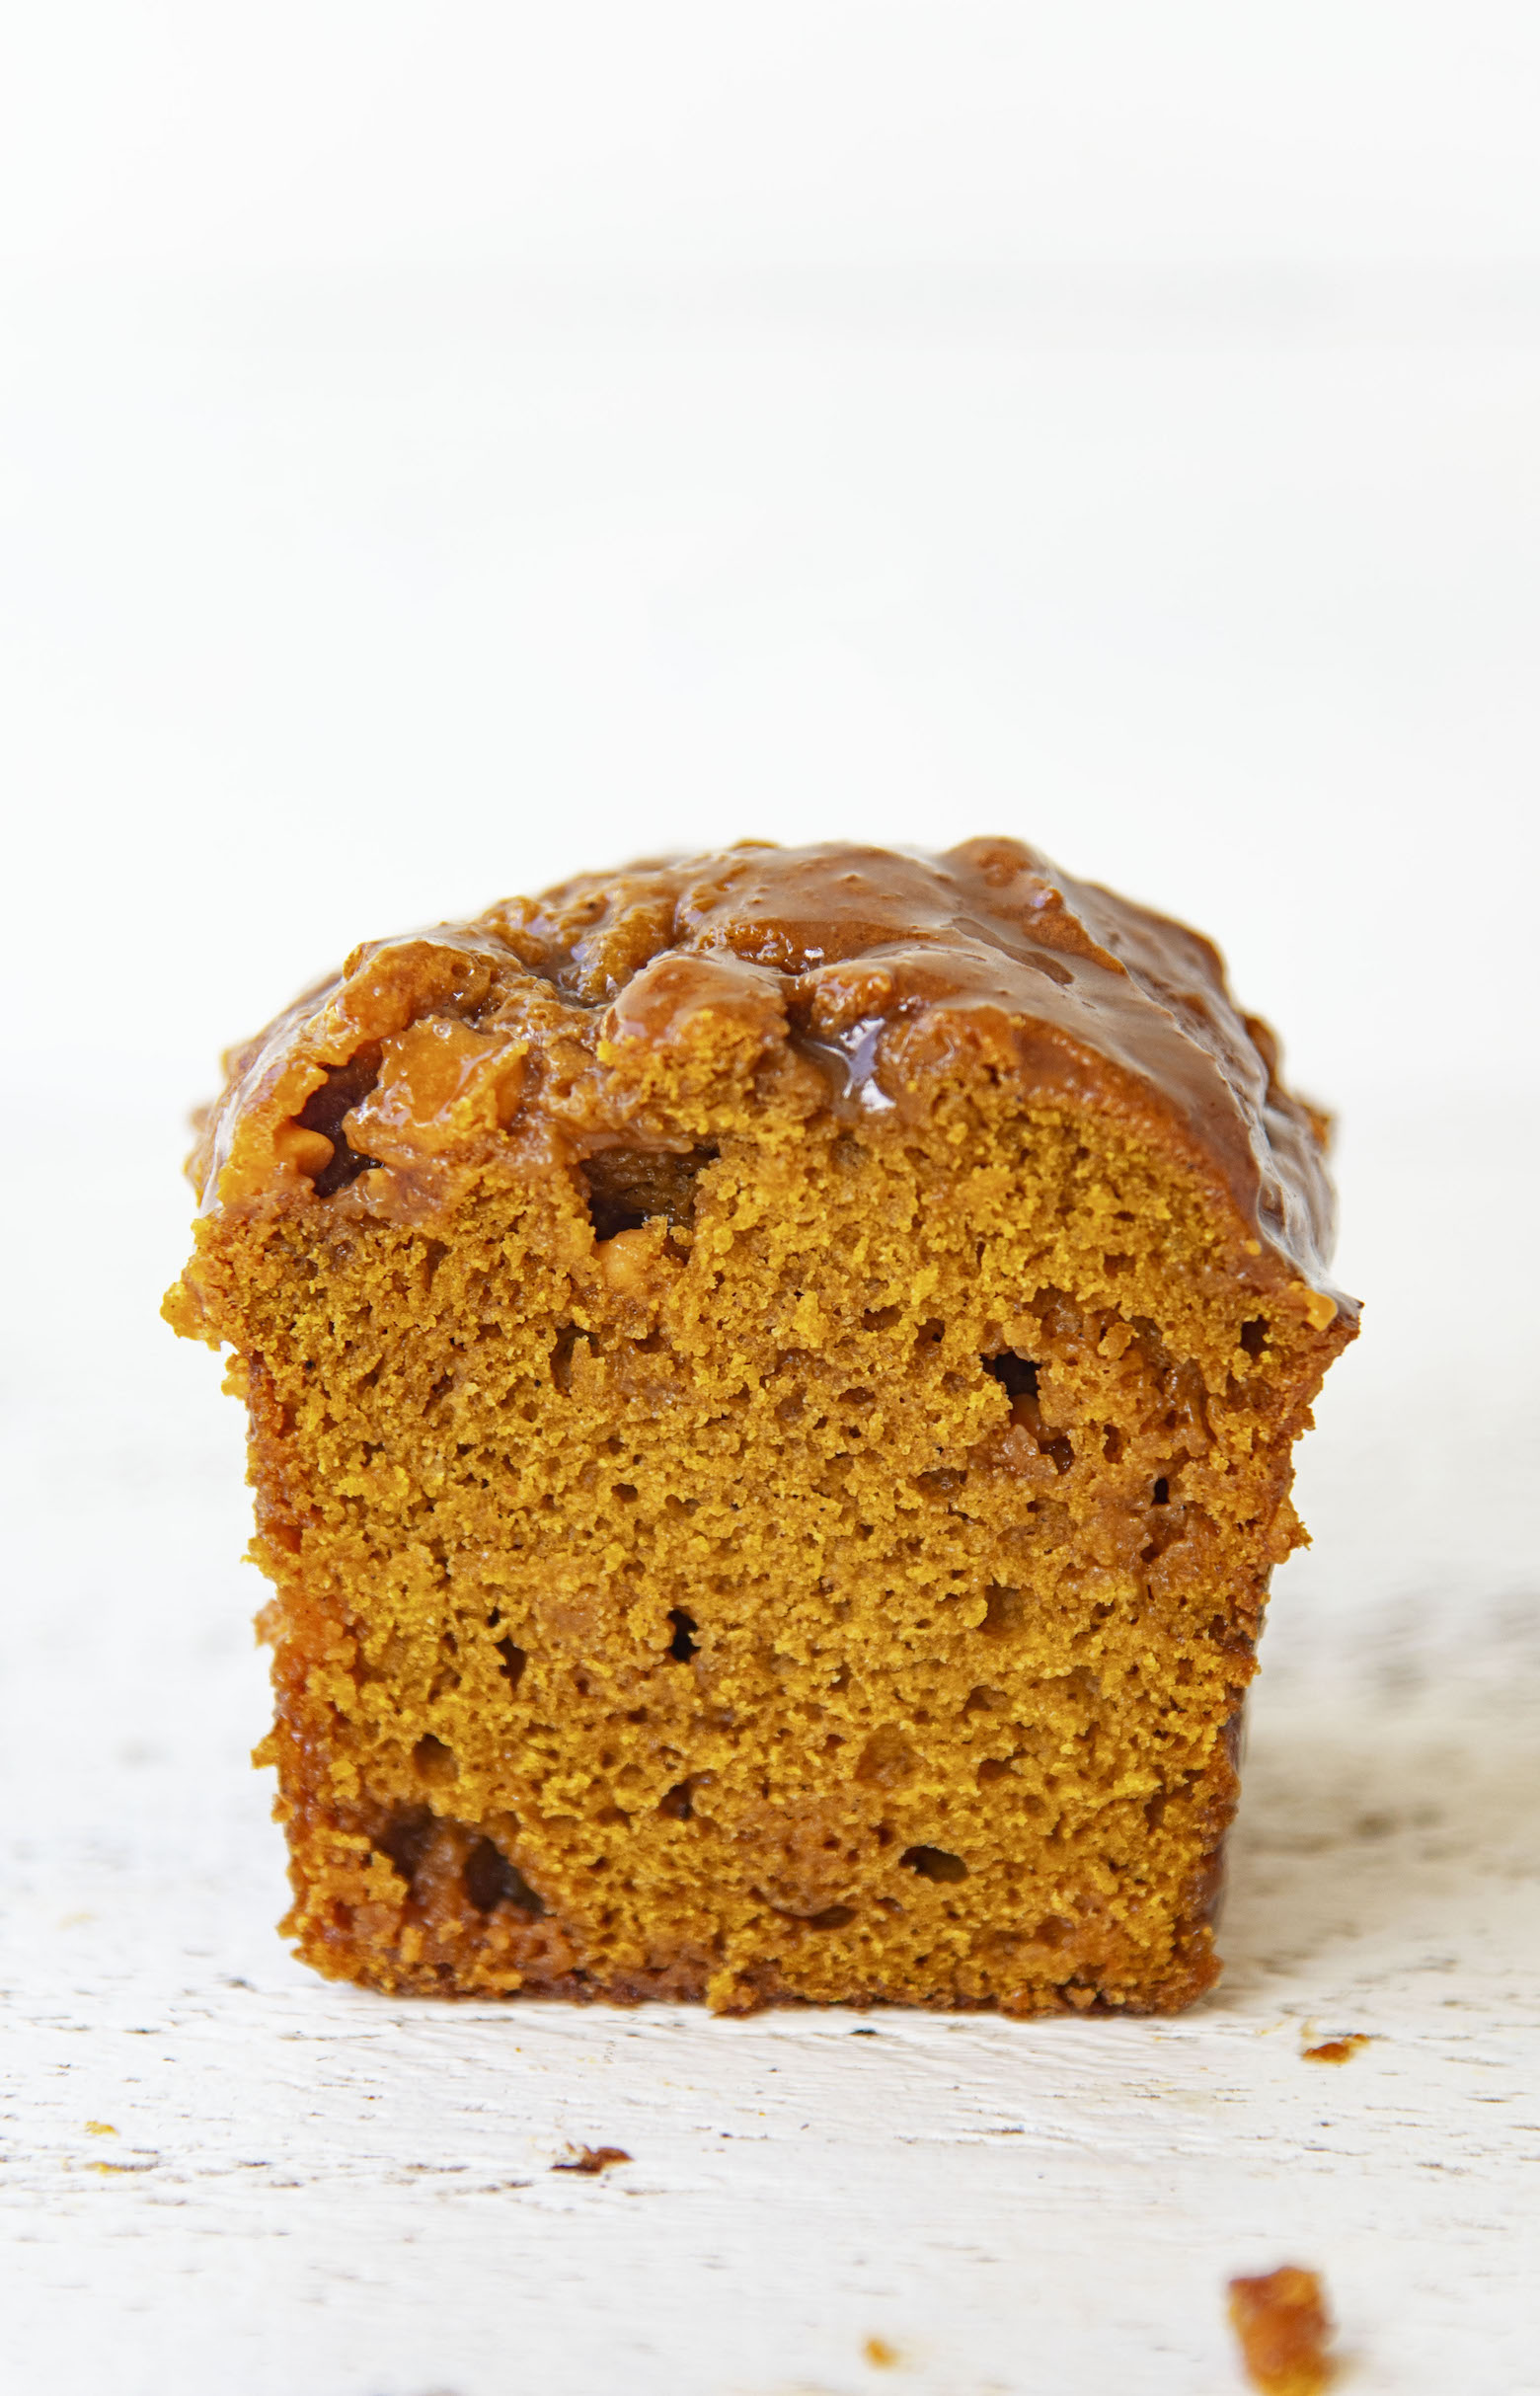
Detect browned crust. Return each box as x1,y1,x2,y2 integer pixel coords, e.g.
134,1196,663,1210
174,838,1352,1325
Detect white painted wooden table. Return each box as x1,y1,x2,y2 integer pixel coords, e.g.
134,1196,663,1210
5,1091,1538,2395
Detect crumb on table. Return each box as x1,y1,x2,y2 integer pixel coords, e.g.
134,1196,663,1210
1227,2266,1335,2394
1301,2035,1373,2064
551,2144,631,2175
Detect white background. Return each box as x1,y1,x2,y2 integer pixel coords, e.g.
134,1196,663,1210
2,8,1538,2393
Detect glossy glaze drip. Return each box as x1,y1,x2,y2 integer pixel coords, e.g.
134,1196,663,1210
190,836,1351,1311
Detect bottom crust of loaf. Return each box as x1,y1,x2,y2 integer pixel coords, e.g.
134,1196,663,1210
266,1745,1234,2018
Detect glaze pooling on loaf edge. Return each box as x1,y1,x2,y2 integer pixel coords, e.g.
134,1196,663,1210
185,840,1348,1309
167,839,1357,2015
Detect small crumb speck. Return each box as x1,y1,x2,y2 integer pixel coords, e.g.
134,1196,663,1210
864,2335,900,2367
1302,2036,1373,2065
85,2122,117,2137
551,2143,631,2175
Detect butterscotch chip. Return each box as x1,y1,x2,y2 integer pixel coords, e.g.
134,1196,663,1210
165,839,1356,2011
1228,2265,1336,2393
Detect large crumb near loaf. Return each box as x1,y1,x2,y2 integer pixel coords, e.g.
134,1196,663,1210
165,838,1356,2012
1228,2266,1337,2393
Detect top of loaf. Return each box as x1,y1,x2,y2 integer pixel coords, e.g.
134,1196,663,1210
188,837,1350,1316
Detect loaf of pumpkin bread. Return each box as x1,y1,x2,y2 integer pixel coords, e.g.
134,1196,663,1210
166,838,1355,2013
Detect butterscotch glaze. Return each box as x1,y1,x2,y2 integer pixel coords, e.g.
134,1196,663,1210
191,837,1350,1316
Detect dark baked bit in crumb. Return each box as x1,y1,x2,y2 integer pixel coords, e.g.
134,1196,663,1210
1228,2266,1337,2394
165,838,1356,2013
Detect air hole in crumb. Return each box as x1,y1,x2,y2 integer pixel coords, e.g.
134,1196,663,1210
976,1759,1015,1787
1152,1477,1170,1506
667,1608,698,1662
496,1637,526,1691
550,1324,584,1393
1240,1317,1269,1359
580,1146,717,1240
1044,1433,1074,1475
613,1482,638,1505
983,1352,1040,1400
855,1726,917,1787
981,1584,1027,1637
375,1806,434,1885
412,1734,457,1786
657,1781,694,1819
901,1845,968,1884
862,1304,901,1332
1103,1425,1124,1463
464,1838,546,1915
294,1045,384,1196
805,1903,856,1930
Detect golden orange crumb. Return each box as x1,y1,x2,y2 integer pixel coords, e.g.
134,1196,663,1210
864,2336,900,2367
1227,2266,1336,2395
85,2121,117,2136
1302,2035,1372,2065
